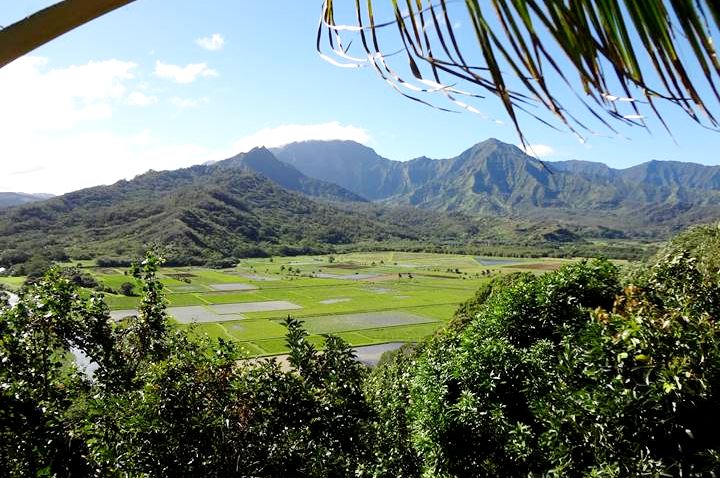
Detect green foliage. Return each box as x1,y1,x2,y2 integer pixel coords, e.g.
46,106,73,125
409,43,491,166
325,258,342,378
1,253,373,477
0,268,113,476
119,281,135,296
359,343,422,478
363,251,720,476
2,225,720,476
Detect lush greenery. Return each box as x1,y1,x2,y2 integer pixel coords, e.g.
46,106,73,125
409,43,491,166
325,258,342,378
2,225,720,476
5,137,709,273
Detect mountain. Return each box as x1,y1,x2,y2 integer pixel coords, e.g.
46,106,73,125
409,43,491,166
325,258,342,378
218,147,366,202
272,141,408,200
0,153,477,268
273,139,720,235
0,192,54,209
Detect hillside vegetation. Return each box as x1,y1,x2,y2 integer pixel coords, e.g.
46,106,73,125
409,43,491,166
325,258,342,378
1,224,719,476
274,139,720,236
0,155,480,268
4,137,717,272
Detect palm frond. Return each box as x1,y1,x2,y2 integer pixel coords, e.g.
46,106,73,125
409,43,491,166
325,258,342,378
0,0,136,69
318,0,720,143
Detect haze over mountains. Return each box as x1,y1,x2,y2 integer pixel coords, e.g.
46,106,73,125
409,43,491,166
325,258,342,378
2,137,719,267
0,192,54,209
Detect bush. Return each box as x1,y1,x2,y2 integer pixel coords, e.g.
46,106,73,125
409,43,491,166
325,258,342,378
119,281,135,296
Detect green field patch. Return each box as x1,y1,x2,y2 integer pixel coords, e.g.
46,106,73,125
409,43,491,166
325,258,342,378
360,322,443,341
315,272,380,280
183,269,248,284
236,341,267,356
167,284,210,293
334,331,375,344
403,304,459,321
202,291,270,304
104,294,140,309
325,263,368,270
221,319,293,341
248,338,289,355
301,311,436,335
0,276,26,290
166,293,209,306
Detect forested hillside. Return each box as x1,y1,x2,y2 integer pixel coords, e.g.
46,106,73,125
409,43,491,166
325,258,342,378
5,137,717,271
274,139,720,235
0,157,482,268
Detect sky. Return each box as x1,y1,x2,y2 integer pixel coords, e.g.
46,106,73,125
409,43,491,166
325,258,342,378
1,1,719,194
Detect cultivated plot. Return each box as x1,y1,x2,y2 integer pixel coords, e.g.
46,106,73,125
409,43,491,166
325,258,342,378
93,251,580,357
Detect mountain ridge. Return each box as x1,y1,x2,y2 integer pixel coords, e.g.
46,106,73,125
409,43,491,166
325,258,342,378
272,139,720,232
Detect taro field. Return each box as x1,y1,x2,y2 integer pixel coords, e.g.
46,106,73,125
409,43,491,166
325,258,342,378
3,252,574,360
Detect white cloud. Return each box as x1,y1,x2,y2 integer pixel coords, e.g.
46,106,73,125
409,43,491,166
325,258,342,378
0,129,223,194
519,143,555,158
0,57,224,194
170,96,208,108
196,33,225,51
231,122,372,152
0,56,137,135
126,91,158,106
154,61,218,83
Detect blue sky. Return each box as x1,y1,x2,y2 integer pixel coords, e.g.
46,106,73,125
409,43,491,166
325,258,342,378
1,1,719,194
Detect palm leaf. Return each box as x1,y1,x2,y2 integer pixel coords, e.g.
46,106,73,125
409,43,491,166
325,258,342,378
318,0,720,143
0,0,136,69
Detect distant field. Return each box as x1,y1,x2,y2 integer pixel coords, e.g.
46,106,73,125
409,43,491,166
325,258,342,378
6,252,579,356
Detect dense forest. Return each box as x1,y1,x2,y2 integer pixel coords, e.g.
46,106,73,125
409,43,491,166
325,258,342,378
2,223,719,476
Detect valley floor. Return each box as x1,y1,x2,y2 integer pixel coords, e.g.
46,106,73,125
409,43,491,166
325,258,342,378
2,251,584,357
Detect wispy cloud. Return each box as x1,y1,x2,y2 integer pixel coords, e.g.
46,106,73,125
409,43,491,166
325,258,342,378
519,143,555,158
196,33,225,51
231,122,372,152
154,61,218,84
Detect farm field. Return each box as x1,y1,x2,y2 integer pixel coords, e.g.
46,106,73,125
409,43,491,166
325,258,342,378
5,252,578,357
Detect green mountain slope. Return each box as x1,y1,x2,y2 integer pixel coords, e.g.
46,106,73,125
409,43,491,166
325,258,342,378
219,147,366,202
273,139,720,236
0,159,477,267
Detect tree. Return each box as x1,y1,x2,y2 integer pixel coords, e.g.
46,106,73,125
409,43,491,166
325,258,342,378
119,281,135,296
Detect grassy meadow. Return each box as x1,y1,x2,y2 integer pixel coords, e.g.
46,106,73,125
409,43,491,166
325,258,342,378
3,252,578,356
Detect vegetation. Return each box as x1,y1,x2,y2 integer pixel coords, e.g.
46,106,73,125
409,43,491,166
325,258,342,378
1,138,691,273
2,225,720,476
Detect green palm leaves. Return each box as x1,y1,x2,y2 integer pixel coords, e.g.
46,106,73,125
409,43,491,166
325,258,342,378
318,0,720,142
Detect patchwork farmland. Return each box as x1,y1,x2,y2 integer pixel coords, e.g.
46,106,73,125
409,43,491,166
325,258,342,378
2,252,574,358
